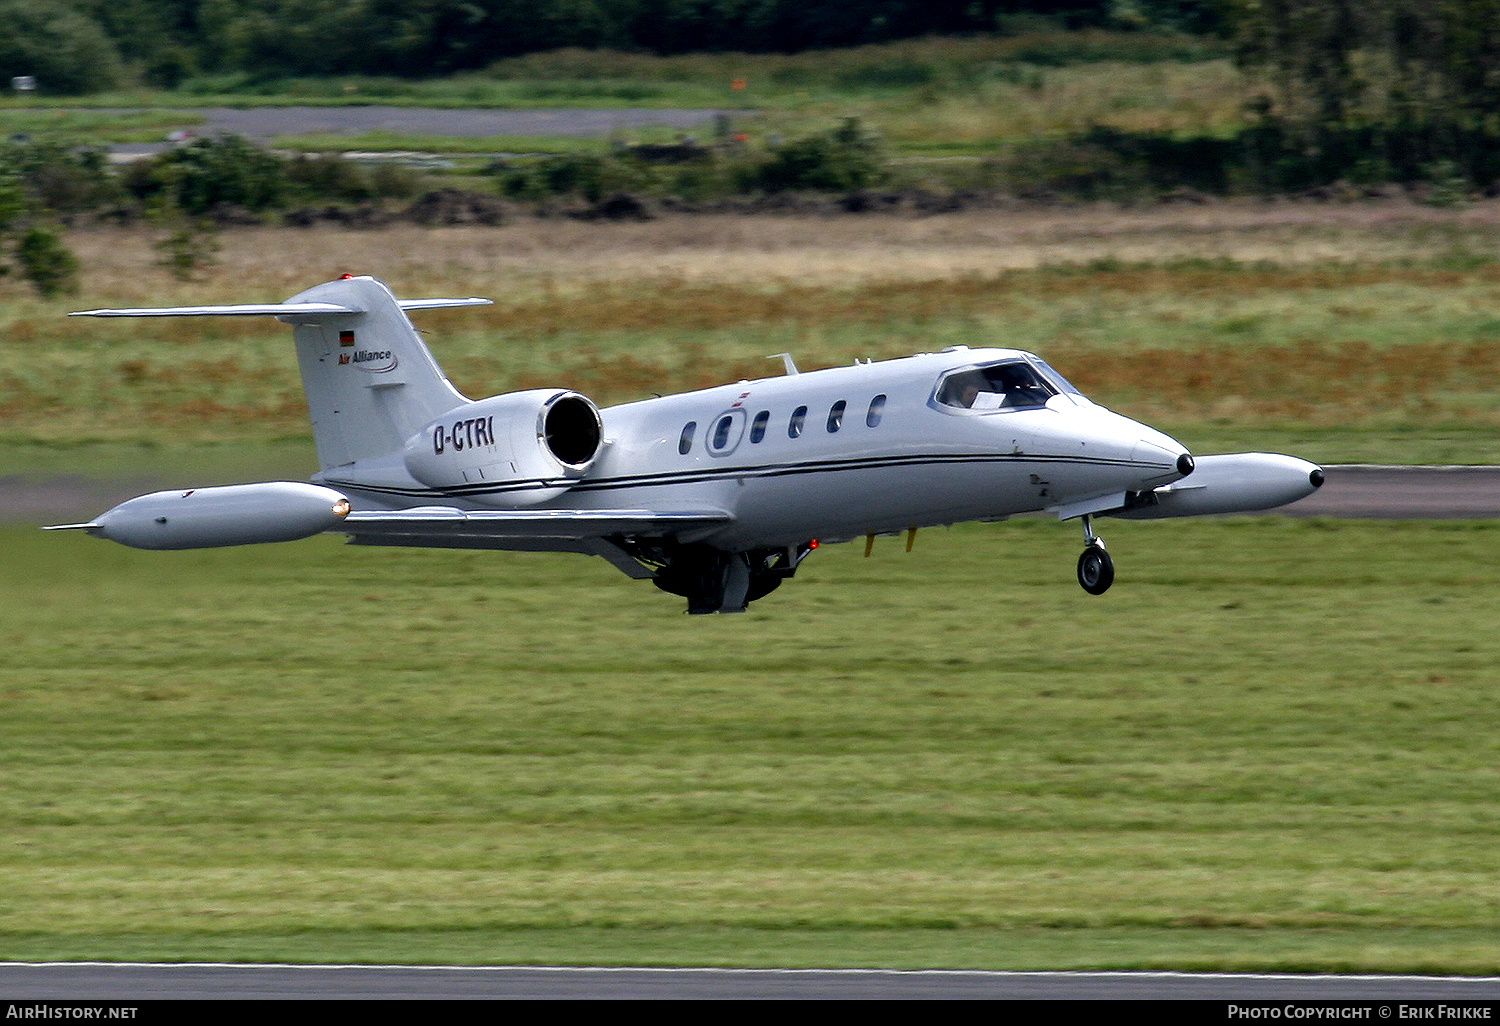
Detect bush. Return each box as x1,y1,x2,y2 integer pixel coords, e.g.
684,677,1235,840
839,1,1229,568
1,142,121,215
126,136,287,215
286,153,375,203
153,219,220,282
756,118,888,193
496,152,657,203
16,226,78,297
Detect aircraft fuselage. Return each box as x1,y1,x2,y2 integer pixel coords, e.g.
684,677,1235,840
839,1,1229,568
323,346,1191,551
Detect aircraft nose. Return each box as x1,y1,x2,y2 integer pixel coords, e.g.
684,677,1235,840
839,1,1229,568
1131,426,1194,484
1310,466,1326,488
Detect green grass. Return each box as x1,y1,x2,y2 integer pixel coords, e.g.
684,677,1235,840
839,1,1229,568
11,248,1500,464
2,517,1499,969
0,32,1247,159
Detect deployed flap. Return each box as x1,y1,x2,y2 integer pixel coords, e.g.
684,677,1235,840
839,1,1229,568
337,507,732,549
1047,491,1129,521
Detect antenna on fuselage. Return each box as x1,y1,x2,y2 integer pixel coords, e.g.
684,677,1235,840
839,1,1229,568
769,352,799,376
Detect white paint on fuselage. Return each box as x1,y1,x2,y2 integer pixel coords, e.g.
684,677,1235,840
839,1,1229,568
324,347,1191,551
580,348,1187,549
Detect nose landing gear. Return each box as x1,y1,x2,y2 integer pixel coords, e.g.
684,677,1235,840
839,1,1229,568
1076,514,1115,595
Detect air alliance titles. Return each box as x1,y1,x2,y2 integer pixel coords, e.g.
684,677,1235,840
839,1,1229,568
337,349,397,370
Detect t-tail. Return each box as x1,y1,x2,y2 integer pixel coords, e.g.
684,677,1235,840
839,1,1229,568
71,275,490,471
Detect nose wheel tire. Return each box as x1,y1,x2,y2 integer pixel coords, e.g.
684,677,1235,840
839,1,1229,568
1077,544,1115,595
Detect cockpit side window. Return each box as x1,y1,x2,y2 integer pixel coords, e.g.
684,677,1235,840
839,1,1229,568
935,360,1057,412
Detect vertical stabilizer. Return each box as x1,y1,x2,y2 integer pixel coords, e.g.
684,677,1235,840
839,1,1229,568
71,275,490,472
280,277,473,469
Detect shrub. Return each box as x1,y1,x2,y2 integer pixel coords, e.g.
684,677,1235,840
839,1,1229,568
1,142,121,215
756,118,888,193
127,136,288,215
154,219,221,282
16,226,78,297
496,152,656,202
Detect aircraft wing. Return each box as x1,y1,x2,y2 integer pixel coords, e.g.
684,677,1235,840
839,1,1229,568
335,506,733,578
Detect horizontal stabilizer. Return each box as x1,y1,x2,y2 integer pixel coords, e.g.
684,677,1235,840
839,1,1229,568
70,298,490,319
71,302,357,318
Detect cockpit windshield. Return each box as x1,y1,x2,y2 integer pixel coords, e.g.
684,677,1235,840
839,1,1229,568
935,360,1058,412
1025,355,1084,397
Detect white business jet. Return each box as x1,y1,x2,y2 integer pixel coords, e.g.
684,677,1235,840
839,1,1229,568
51,275,1324,613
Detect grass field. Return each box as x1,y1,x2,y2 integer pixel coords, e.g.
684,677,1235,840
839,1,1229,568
6,201,1500,466
0,33,1243,160
5,89,1500,969
2,515,1498,970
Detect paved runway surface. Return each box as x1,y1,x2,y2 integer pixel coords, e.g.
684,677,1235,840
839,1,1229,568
3,963,1500,1000
97,105,744,159
1279,465,1500,519
5,466,1498,524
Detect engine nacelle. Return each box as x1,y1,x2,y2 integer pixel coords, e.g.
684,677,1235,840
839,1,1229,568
83,482,352,549
1111,452,1324,519
402,389,603,506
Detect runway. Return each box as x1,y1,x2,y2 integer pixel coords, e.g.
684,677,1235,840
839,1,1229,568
1276,465,1500,519
4,465,1499,525
3,963,1500,1000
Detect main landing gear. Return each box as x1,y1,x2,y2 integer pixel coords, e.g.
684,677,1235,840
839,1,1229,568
1075,514,1115,596
647,542,812,614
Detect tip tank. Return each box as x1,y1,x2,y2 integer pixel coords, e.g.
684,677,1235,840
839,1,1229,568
61,482,352,549
1111,453,1324,520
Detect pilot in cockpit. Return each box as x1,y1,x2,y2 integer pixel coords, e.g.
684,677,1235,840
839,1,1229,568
938,362,1055,411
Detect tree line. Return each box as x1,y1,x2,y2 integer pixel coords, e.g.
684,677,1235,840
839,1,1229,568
1,1,1216,91
1226,0,1500,188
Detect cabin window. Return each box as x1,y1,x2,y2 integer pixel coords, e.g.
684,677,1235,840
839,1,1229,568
789,405,807,438
750,409,769,443
712,415,734,450
866,394,886,427
935,360,1057,412
678,421,696,454
827,400,846,432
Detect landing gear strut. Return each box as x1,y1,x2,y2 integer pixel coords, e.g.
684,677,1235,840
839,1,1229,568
1075,514,1115,595
648,542,811,614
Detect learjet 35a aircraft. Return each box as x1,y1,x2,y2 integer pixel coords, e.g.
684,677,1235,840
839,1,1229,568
50,275,1324,613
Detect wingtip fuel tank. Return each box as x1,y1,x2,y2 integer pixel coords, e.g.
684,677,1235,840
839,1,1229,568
1111,452,1324,520
54,482,352,550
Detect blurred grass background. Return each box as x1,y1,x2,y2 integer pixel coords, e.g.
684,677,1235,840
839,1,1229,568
6,207,1500,466
3,516,1499,970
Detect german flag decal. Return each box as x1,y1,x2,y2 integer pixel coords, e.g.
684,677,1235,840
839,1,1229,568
339,330,356,347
